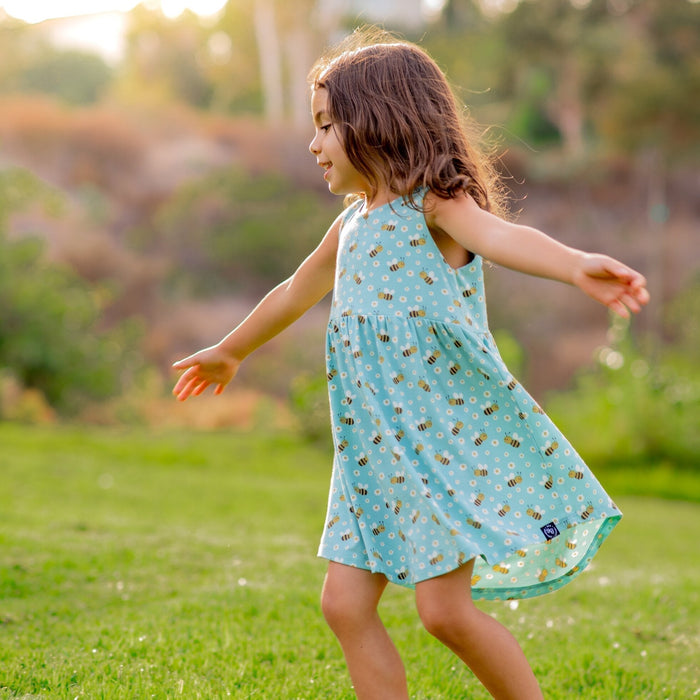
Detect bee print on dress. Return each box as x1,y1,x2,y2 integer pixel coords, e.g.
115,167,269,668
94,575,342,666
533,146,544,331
496,503,511,517
541,474,554,490
472,431,487,446
508,471,527,488
319,191,622,598
504,433,522,448
544,440,559,456
425,349,441,365
449,393,465,406
449,420,464,436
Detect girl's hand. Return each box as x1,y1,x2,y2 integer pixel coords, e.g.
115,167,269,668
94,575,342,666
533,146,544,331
572,254,650,318
171,344,241,401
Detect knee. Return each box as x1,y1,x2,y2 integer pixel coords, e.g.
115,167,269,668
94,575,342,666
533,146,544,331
320,582,367,635
417,597,475,645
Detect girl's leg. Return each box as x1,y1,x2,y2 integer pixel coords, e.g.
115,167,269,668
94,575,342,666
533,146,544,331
321,561,408,700
414,560,543,700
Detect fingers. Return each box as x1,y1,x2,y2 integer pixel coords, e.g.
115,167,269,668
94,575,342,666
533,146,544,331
173,365,196,395
174,379,199,401
172,360,231,401
177,379,211,401
592,259,650,316
602,262,632,281
629,271,648,288
192,379,211,396
597,258,648,289
619,280,650,314
172,365,208,401
172,354,198,371
616,268,650,305
608,299,630,318
634,285,651,306
608,285,650,318
619,292,642,314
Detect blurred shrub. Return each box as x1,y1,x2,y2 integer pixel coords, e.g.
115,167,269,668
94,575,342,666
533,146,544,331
0,370,55,424
0,168,145,416
0,97,146,201
0,17,113,107
545,294,700,469
153,167,339,295
17,49,113,106
0,233,145,415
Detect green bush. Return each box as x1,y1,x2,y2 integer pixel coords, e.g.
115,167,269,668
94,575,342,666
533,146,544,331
18,49,113,105
153,167,339,296
0,168,145,415
545,306,700,468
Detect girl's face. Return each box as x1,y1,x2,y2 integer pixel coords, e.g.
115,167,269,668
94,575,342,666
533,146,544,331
309,88,370,198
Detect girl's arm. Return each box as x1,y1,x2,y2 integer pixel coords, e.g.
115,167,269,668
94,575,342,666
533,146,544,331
172,215,340,401
426,192,649,317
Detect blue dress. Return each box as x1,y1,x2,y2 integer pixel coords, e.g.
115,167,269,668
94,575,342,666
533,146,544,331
318,191,621,600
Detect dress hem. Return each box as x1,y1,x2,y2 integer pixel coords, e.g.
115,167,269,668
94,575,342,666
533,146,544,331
318,514,622,600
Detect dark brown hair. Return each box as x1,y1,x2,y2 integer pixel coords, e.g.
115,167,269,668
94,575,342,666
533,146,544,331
308,28,505,216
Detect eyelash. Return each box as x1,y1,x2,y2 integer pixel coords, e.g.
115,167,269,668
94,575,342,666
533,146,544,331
320,124,332,133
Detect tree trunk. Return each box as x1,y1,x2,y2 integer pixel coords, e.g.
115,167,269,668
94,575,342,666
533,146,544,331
286,25,313,130
253,0,283,124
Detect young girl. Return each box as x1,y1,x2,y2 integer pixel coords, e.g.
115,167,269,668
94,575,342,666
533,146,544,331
173,33,648,700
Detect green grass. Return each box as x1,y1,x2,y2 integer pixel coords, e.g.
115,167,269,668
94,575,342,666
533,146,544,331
0,424,698,699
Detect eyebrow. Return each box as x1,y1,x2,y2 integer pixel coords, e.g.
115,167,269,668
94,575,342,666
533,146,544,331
313,110,330,125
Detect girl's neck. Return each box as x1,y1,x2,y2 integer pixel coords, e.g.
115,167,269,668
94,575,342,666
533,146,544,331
359,188,401,218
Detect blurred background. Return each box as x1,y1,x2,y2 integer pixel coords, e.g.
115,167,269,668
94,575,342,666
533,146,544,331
0,0,697,467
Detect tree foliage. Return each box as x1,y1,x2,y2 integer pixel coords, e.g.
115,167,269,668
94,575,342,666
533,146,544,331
117,5,215,108
0,19,112,106
424,0,700,163
2,0,696,163
0,169,143,415
592,0,700,161
150,167,339,295
18,49,112,105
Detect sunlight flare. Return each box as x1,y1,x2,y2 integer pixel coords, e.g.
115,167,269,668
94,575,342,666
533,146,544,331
1,0,227,23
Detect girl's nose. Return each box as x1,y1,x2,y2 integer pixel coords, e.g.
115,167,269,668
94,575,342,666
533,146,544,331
309,134,320,155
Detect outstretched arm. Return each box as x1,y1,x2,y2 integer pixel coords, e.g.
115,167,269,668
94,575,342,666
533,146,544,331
427,193,649,317
172,215,340,401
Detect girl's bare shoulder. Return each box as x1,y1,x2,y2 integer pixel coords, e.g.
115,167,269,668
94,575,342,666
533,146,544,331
423,190,482,230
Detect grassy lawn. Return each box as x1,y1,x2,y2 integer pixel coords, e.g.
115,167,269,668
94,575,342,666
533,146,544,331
0,424,698,699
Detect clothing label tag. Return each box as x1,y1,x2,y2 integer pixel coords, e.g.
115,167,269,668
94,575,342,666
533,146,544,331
540,522,560,540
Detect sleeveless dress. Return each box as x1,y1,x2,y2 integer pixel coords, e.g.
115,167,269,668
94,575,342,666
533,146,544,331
318,191,622,600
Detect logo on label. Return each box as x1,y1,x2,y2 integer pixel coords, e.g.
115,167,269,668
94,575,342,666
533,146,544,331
540,522,560,540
